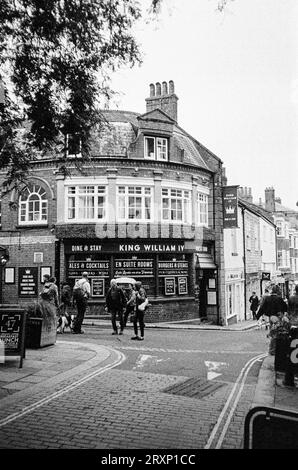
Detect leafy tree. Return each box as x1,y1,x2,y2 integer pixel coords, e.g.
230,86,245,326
0,0,162,191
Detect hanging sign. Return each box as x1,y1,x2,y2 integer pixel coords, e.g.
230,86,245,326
223,186,238,228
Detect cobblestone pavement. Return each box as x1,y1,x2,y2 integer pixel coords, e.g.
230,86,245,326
0,335,264,450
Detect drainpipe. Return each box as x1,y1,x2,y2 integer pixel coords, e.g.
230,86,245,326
242,206,247,320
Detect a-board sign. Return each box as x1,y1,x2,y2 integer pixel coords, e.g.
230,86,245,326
91,278,105,297
165,277,175,295
244,406,298,449
18,267,38,297
0,308,26,368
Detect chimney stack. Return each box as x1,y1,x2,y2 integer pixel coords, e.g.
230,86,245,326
145,80,178,122
265,187,276,212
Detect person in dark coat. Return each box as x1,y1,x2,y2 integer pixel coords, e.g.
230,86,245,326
106,279,127,335
249,292,259,320
131,281,148,341
257,285,288,354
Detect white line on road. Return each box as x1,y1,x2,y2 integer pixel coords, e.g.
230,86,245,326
204,352,267,449
117,346,265,355
0,347,126,429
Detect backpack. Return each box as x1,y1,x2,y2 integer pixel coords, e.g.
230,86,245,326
73,280,88,302
61,285,72,303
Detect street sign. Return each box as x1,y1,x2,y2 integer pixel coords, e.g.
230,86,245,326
261,272,271,281
244,406,298,449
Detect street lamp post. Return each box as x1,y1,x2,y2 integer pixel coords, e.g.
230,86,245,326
0,247,9,304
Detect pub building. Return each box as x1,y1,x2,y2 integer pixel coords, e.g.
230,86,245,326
0,81,226,324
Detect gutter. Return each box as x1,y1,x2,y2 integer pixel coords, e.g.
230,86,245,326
242,206,247,320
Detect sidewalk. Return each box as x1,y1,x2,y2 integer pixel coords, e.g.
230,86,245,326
253,354,298,412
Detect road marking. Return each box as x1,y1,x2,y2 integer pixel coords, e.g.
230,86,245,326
0,347,126,429
204,353,267,449
118,345,265,355
205,361,227,380
133,354,170,370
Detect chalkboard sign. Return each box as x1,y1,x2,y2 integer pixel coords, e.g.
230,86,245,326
0,308,26,368
165,277,175,295
91,278,105,297
18,267,38,297
244,406,298,449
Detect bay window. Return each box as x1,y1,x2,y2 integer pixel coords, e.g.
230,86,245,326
162,188,191,223
66,185,106,221
198,192,208,226
117,186,153,221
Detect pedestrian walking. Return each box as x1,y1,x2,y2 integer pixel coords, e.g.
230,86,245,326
249,291,259,320
256,285,288,355
106,279,127,335
131,281,148,341
72,272,90,334
41,274,59,310
123,283,136,328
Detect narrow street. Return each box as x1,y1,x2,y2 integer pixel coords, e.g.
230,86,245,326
0,326,267,450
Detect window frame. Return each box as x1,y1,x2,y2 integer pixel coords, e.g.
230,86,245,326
66,133,82,158
161,187,191,224
197,192,208,226
144,136,168,161
18,184,48,226
116,185,153,222
66,185,107,222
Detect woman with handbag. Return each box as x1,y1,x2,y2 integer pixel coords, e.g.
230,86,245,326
131,281,148,341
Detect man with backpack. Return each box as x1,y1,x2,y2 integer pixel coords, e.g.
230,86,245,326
41,274,59,309
72,272,90,334
106,279,127,335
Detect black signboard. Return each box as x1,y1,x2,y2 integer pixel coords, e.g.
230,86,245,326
65,241,189,254
114,259,154,277
67,260,110,279
244,406,298,449
0,308,26,368
261,272,271,281
223,185,238,228
178,277,188,295
165,277,175,295
18,267,38,297
158,261,189,277
91,278,105,297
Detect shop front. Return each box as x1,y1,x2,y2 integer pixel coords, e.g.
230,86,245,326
63,239,198,321
225,270,245,324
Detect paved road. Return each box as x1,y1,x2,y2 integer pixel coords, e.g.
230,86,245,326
0,326,268,450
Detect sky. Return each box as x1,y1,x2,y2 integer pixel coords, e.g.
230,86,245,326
109,0,298,210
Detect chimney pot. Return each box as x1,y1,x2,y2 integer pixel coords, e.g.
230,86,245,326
149,83,155,97
162,81,168,95
156,82,161,96
169,80,175,94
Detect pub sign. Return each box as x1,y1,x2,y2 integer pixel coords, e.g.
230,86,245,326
223,186,238,228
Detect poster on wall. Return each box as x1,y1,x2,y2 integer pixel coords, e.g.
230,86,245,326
223,185,238,228
165,277,176,295
91,278,105,297
18,267,38,297
207,291,217,305
178,277,188,295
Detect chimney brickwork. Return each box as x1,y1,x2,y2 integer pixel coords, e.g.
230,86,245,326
145,80,179,122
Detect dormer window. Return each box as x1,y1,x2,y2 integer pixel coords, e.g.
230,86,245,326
144,136,168,161
66,133,82,157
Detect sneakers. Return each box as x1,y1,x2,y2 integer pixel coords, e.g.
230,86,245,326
119,331,123,335
131,336,139,340
137,337,144,341
112,331,118,335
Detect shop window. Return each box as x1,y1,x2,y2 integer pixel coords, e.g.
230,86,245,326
144,136,168,161
117,186,153,221
66,185,106,221
19,184,48,225
162,188,191,223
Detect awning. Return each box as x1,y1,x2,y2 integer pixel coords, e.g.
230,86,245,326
196,253,217,269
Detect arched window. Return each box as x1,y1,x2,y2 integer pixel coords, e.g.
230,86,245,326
19,184,48,225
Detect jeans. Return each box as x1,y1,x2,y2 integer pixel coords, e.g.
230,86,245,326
73,298,88,333
133,309,145,338
124,305,135,327
111,309,124,332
